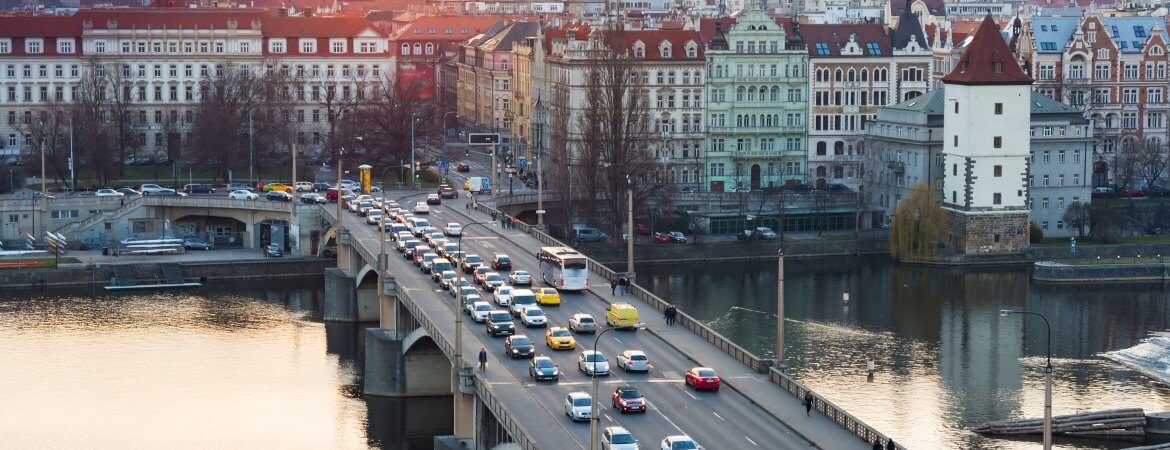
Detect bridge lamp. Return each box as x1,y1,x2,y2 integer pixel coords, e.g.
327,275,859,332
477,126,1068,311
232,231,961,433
999,308,1053,450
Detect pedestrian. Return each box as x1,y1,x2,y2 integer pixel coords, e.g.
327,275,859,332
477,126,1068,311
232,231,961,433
478,347,487,371
491,211,497,221
119,197,124,207
465,202,470,212
804,393,813,416
885,439,895,450
872,440,883,450
663,305,670,322
618,277,628,295
610,278,618,295
669,306,678,325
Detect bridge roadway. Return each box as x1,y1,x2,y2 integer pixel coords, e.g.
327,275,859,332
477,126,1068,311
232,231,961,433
326,195,825,450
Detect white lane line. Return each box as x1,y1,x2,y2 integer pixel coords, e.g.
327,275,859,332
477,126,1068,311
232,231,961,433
644,379,685,383
683,390,697,400
613,337,623,343
745,436,758,446
712,411,725,421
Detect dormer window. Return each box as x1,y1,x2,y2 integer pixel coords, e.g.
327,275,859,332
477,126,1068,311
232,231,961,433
992,61,1003,73
25,39,43,54
633,43,645,58
660,42,671,58
686,43,697,58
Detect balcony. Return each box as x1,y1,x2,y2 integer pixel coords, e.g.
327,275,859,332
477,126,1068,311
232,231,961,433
730,150,790,159
707,125,806,134
1146,102,1170,109
833,154,862,162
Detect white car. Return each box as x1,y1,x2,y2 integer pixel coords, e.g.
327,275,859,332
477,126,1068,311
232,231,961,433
660,435,700,450
602,426,638,450
578,350,609,376
617,350,653,373
568,313,598,334
294,181,314,192
471,302,492,322
365,210,384,225
228,189,258,200
493,286,514,306
445,222,463,236
508,270,532,285
520,306,547,327
139,183,166,195
413,202,430,214
95,188,124,198
564,391,592,422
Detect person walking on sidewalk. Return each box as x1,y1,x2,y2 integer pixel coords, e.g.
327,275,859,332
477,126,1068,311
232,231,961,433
667,306,678,325
618,277,628,295
478,347,488,371
610,279,618,295
804,393,814,416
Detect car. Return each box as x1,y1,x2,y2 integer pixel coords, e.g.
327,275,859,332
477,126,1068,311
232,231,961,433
457,163,470,172
410,245,432,263
445,223,463,236
493,286,514,306
439,271,459,290
602,426,638,450
753,227,777,240
653,232,672,244
474,266,492,284
668,231,687,243
420,253,441,273
509,289,537,317
568,313,598,334
266,191,292,202
617,350,652,373
294,181,314,192
366,210,384,225
398,239,421,256
565,392,593,422
300,193,327,204
139,184,166,195
685,367,721,391
578,350,610,376
446,250,466,262
155,188,187,197
611,386,646,413
440,243,460,258
462,254,484,273
262,183,293,193
312,182,331,192
95,188,124,198
413,202,430,214
426,232,446,246
529,356,560,381
606,303,640,329
183,237,212,250
520,306,547,327
486,310,515,337
264,243,283,257
426,193,441,205
183,183,215,194
492,254,512,271
504,334,535,358
229,189,259,200
660,435,700,450
430,258,454,280
440,186,457,199
483,273,505,291
456,285,478,300
115,188,142,197
530,287,560,305
680,186,699,193
508,270,532,285
469,301,493,322
545,327,576,350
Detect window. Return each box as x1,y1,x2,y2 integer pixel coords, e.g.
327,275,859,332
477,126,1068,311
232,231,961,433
301,40,316,53
1095,63,1110,80
25,39,42,54
993,193,1002,205
1125,64,1139,79
1149,88,1164,103
994,103,1003,114
1038,65,1055,79
331,40,346,53
271,40,285,53
1124,88,1139,103
815,42,830,55
0,40,9,54
994,165,1002,177
58,40,73,54
993,136,1002,148
240,41,251,53
866,42,881,55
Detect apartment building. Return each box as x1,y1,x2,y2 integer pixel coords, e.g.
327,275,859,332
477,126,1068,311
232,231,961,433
452,21,538,157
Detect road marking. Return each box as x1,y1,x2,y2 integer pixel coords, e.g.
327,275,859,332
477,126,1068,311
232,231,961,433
683,390,697,400
612,337,622,343
644,379,685,383
745,436,758,446
713,411,725,421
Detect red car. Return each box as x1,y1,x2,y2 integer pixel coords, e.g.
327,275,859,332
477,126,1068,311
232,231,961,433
611,386,647,413
457,163,471,172
685,367,721,391
634,224,651,235
653,232,672,244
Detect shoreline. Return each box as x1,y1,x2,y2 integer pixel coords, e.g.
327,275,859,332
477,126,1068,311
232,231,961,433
0,257,334,289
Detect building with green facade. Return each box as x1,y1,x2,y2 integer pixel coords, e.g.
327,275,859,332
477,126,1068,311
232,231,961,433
703,8,809,192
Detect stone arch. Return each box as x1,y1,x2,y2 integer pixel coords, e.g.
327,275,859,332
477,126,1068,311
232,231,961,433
401,326,435,355
354,262,377,289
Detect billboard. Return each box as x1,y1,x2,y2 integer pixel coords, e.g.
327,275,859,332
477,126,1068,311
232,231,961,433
396,63,436,100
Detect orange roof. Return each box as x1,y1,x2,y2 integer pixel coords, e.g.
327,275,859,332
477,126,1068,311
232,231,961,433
942,17,1031,85
0,10,381,38
263,16,383,37
392,15,501,41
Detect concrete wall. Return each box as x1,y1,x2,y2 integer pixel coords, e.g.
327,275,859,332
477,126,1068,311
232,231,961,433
1032,261,1169,282
0,258,332,289
580,238,889,265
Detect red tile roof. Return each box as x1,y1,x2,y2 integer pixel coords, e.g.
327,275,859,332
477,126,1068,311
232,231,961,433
942,16,1031,85
74,9,270,31
0,16,82,37
623,29,704,60
263,16,384,37
392,15,500,41
0,10,382,38
800,23,891,57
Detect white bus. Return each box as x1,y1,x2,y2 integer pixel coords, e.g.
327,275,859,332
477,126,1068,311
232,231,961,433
537,247,589,291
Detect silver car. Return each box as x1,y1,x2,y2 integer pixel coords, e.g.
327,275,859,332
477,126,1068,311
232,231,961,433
471,302,492,322
494,286,514,306
616,350,652,373
568,313,598,333
564,392,592,422
578,350,610,376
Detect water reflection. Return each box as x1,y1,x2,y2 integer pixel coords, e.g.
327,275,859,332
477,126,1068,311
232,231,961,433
641,256,1170,449
0,280,449,450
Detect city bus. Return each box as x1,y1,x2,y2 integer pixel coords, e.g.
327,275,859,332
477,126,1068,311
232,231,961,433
537,247,589,291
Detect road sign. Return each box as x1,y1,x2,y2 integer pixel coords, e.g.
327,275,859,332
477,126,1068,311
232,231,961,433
468,133,500,146
536,209,546,214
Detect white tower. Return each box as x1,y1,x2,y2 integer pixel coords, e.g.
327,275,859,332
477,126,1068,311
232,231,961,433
940,16,1033,254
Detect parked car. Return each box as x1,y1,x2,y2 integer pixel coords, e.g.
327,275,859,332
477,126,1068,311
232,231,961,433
313,182,332,192
264,243,283,257
668,231,687,243
95,188,124,198
754,227,777,240
229,189,259,200
183,184,215,194
183,237,212,250
572,226,608,243
653,232,672,244
266,191,292,202
294,181,314,192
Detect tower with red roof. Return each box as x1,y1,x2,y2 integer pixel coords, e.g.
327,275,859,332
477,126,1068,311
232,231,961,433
940,16,1033,254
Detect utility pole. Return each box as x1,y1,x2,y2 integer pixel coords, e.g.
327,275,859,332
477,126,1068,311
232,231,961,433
491,143,498,199
40,138,46,237
291,143,298,255
68,116,74,193
336,146,345,241
248,114,254,185
626,177,634,283
410,113,417,188
776,248,786,369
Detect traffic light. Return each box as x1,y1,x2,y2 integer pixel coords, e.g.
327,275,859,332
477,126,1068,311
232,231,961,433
465,148,469,157
414,161,421,179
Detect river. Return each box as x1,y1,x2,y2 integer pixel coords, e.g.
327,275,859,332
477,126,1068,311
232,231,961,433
640,256,1170,449
0,279,449,449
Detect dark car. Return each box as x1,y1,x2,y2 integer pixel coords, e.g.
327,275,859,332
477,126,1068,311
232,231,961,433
486,310,515,337
156,156,172,166
116,188,142,197
264,243,283,257
668,231,687,243
183,237,212,250
266,191,292,202
184,184,215,194
492,254,511,271
155,188,186,197
313,182,332,192
457,163,470,172
504,335,535,359
440,186,457,199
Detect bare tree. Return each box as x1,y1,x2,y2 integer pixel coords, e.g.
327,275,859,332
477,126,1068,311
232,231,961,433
1061,201,1090,238
1113,141,1142,194
190,61,268,181
351,74,437,173
70,59,117,186
1137,141,1170,192
15,103,70,185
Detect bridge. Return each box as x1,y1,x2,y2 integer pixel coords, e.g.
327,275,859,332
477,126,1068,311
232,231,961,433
319,192,893,450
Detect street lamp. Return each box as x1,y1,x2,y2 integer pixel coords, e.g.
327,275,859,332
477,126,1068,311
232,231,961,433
999,308,1053,450
452,220,495,437
589,325,616,450
411,113,420,188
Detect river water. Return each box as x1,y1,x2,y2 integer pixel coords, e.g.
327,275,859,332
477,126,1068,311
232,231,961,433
639,256,1170,449
0,279,449,449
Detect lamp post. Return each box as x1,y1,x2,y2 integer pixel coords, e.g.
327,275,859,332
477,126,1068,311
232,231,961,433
411,113,419,188
1000,308,1053,450
625,174,634,284
452,220,494,437
776,248,785,369
39,134,46,237
589,326,616,450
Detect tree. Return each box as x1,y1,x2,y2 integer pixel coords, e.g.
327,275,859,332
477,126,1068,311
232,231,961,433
1137,140,1170,192
189,61,268,181
1113,142,1142,194
70,58,118,186
1061,201,1090,238
350,74,437,172
1090,201,1117,243
810,190,833,236
888,184,949,261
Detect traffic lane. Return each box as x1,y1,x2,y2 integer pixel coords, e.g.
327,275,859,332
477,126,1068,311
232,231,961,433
426,205,811,448
339,213,589,449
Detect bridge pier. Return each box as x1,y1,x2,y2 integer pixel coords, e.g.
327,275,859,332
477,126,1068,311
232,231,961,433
323,268,358,322
363,326,453,397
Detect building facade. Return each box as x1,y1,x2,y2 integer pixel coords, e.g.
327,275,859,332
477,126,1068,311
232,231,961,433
703,8,808,192
453,21,538,158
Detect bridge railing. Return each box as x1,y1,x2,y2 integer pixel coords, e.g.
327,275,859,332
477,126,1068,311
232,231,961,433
474,202,901,449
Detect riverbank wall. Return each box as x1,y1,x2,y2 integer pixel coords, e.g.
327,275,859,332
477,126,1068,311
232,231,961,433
0,258,334,289
583,238,889,266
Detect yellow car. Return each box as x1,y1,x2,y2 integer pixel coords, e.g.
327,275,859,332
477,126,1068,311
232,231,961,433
263,183,293,193
535,287,561,305
545,327,576,350
463,180,470,190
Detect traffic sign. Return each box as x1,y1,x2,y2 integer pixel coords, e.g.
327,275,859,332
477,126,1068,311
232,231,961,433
536,209,546,214
468,133,500,146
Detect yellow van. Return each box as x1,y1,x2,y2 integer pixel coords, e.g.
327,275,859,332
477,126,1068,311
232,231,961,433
606,303,639,329
463,180,470,190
